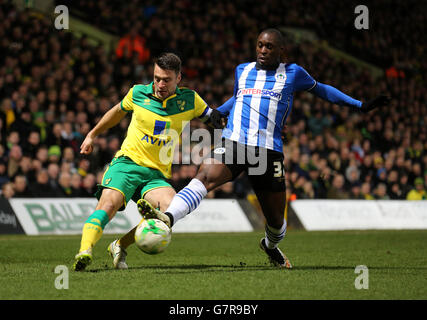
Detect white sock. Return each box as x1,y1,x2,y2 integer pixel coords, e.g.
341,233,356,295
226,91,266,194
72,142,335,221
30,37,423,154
264,219,287,249
166,178,207,225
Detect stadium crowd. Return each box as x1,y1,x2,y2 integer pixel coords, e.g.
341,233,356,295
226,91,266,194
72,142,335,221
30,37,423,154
0,0,425,202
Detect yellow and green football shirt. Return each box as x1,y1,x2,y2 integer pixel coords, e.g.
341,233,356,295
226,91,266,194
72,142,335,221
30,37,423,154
115,83,209,178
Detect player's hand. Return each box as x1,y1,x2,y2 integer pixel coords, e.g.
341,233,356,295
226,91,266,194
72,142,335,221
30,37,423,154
208,109,225,129
360,94,391,113
80,135,94,154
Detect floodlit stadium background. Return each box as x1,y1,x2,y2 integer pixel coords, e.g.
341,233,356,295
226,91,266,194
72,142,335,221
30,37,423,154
0,0,425,233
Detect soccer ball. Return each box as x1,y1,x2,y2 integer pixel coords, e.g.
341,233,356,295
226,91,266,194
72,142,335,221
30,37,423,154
134,218,171,254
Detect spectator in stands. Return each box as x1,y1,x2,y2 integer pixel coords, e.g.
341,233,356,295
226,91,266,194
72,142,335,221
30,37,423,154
45,122,68,149
13,175,32,197
374,183,390,200
399,174,412,199
360,183,374,200
70,172,83,197
308,110,332,136
292,175,308,199
0,98,15,130
6,131,20,151
406,178,427,200
58,171,72,197
1,182,14,199
300,180,316,199
16,155,36,183
22,130,41,158
0,160,9,188
388,183,404,200
80,173,96,197
61,146,76,169
308,165,328,198
8,108,36,139
29,169,60,197
76,158,90,177
350,183,364,199
35,145,49,168
0,145,7,164
47,145,61,164
116,28,150,64
47,163,61,193
7,145,23,178
327,174,350,199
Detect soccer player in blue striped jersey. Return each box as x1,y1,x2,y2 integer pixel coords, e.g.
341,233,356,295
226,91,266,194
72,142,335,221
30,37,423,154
138,28,390,268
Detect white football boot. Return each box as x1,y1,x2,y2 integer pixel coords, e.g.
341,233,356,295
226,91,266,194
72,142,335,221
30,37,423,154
107,239,128,270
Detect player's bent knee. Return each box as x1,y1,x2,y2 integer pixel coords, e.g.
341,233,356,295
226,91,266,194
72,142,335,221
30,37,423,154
195,165,210,184
196,162,232,191
144,187,176,212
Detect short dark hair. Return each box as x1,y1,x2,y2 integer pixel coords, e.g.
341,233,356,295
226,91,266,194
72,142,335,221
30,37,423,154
260,28,285,47
154,52,181,75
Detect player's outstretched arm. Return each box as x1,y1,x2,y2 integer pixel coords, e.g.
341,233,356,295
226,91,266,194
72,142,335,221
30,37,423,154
80,103,127,154
309,82,362,108
309,82,390,112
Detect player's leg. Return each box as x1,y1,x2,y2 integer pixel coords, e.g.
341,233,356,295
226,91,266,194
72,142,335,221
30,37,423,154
139,139,242,227
74,156,137,271
141,139,245,227
109,169,175,269
144,186,177,211
74,188,124,271
140,159,234,227
256,191,291,269
248,148,292,269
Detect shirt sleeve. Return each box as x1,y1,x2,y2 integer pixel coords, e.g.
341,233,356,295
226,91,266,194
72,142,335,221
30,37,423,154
294,65,317,92
216,96,235,116
120,86,134,112
310,82,363,108
193,91,209,118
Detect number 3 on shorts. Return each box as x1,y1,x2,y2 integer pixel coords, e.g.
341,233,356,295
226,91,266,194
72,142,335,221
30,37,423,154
273,161,284,178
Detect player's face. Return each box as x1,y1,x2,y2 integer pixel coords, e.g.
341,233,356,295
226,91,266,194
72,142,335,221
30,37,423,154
256,32,283,69
153,64,181,100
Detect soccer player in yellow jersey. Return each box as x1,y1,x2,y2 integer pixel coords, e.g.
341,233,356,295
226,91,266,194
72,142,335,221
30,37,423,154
73,53,222,271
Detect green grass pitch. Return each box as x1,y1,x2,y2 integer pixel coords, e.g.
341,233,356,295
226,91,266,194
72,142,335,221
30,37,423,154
0,230,426,300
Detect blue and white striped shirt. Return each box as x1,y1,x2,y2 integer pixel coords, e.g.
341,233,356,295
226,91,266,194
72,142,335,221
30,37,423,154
218,62,362,153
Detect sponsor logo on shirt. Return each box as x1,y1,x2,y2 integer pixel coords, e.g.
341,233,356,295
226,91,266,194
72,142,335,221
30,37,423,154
237,88,282,100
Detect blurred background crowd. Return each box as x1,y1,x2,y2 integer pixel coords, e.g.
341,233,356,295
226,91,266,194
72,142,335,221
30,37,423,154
0,0,425,202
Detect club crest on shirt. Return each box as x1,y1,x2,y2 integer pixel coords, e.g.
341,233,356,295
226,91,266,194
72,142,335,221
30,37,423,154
177,100,186,110
275,73,286,81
